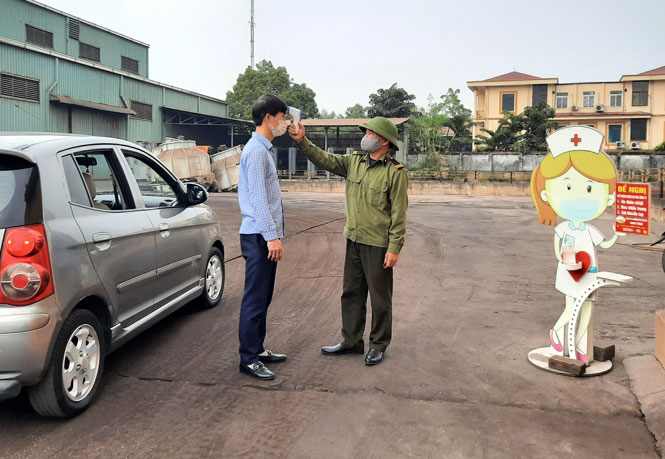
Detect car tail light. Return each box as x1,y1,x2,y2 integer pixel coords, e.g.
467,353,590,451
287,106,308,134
0,225,54,306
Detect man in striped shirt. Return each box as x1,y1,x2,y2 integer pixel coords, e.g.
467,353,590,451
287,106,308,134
237,94,290,380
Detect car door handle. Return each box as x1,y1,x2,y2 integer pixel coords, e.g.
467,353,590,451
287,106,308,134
158,223,170,238
92,232,112,251
92,232,111,243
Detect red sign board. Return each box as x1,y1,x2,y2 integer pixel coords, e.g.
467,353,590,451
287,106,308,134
615,182,651,235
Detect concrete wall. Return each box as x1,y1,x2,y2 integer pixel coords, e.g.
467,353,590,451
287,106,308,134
410,152,665,172
279,179,531,197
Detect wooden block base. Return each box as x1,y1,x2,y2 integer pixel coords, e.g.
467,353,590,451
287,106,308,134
527,347,613,377
548,355,587,376
593,345,616,362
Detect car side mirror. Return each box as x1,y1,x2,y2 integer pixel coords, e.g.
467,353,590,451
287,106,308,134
185,183,208,205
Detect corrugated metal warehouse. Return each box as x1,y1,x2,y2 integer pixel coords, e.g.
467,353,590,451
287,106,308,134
0,0,250,149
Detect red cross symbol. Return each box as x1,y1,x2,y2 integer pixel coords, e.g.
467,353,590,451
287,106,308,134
570,134,582,146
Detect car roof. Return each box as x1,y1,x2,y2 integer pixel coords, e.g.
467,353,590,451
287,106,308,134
0,132,147,159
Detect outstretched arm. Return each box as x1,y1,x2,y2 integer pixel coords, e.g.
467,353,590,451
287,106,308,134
289,122,349,177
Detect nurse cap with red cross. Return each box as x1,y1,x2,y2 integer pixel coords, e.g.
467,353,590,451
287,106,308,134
546,125,604,158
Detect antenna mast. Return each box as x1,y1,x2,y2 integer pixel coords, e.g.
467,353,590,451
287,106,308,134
250,0,255,69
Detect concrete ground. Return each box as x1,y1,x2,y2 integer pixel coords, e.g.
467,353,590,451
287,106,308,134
1,192,664,458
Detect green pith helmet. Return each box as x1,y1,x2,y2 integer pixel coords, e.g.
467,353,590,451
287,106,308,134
359,117,399,151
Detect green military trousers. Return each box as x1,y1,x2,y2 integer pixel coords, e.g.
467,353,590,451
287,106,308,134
340,239,393,352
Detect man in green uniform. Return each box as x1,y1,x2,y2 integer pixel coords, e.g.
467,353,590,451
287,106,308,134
289,117,408,365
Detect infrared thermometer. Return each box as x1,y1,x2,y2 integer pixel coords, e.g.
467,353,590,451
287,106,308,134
288,106,302,134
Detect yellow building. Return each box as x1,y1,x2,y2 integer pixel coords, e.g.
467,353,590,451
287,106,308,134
467,66,665,151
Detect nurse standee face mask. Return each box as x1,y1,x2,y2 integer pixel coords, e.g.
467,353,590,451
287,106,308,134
361,135,381,153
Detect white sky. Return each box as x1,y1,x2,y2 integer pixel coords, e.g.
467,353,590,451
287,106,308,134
45,0,665,116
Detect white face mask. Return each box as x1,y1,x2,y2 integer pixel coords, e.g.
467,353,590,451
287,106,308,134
269,116,290,137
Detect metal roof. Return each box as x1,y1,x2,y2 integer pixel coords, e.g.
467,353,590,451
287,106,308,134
24,0,150,48
51,95,136,115
301,118,410,128
1,37,227,105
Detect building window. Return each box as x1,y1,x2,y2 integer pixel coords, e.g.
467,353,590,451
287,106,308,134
631,119,647,141
68,18,80,40
0,73,40,102
500,92,516,113
122,56,139,74
632,81,648,106
609,90,623,107
608,124,622,143
532,84,547,106
25,25,53,49
582,91,595,108
79,43,101,62
131,101,152,121
555,92,568,109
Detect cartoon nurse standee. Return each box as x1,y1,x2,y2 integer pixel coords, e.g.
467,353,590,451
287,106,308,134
528,126,632,376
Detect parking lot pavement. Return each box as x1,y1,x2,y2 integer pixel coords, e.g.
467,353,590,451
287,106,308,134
1,192,663,458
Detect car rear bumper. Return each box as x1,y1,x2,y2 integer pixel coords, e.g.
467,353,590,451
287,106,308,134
0,380,21,401
0,296,60,394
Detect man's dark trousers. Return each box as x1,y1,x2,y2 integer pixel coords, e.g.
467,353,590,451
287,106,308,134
340,239,393,352
239,233,277,366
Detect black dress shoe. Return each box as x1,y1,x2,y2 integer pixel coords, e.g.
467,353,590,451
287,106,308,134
321,342,364,355
239,362,275,380
258,350,287,363
365,348,384,365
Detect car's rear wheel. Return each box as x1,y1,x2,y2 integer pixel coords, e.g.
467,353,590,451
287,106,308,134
197,247,225,309
28,309,105,417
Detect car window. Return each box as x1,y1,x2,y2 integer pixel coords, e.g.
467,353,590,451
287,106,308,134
122,151,179,208
74,151,131,211
62,155,92,207
0,155,42,229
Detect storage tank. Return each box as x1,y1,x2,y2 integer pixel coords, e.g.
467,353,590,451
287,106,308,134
153,138,215,189
209,145,242,192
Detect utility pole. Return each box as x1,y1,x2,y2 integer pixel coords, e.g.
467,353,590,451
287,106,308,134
250,0,255,69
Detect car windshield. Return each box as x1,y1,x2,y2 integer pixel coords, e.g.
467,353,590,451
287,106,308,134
0,155,42,229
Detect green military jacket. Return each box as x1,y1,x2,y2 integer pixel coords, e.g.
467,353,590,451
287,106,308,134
296,137,408,254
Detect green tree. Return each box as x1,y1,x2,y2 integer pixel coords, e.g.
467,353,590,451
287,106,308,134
225,60,319,119
344,103,367,118
282,83,319,120
318,108,338,119
474,102,555,152
411,89,474,161
439,88,474,151
411,95,447,165
474,126,519,152
519,102,557,152
367,83,417,118
440,88,472,118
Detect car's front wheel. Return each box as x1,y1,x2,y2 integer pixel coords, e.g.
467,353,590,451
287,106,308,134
28,309,105,417
197,247,225,309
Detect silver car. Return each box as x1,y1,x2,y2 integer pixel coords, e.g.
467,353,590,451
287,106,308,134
0,134,225,417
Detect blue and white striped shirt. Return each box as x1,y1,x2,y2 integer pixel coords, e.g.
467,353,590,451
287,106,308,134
238,132,284,241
